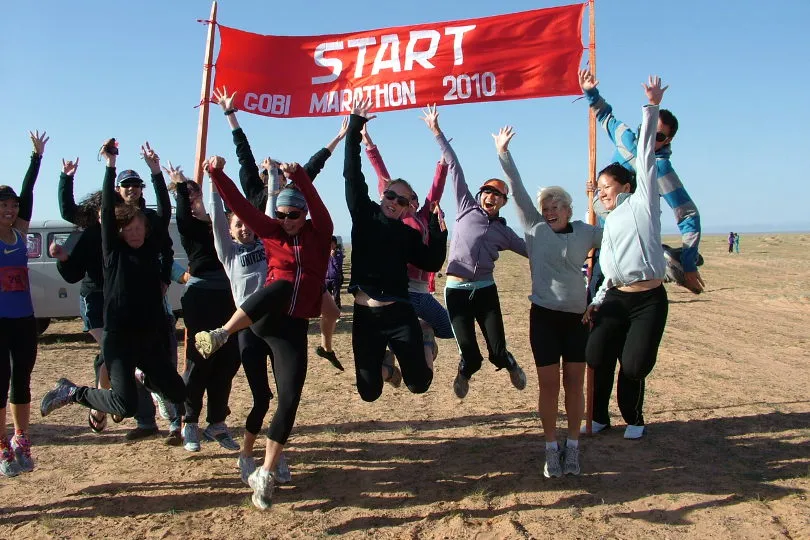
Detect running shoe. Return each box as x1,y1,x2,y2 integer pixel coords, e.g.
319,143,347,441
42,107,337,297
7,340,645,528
203,422,240,451
382,351,402,388
315,346,345,371
624,424,647,440
248,467,275,510
543,445,563,478
182,422,201,452
562,444,581,476
1,442,21,477
274,453,291,484
125,426,159,441
507,363,527,391
153,392,171,420
580,420,610,434
40,378,78,417
164,429,182,447
238,454,257,486
453,368,470,399
194,328,229,359
10,434,34,473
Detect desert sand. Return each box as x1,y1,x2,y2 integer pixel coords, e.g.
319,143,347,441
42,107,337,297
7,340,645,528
2,233,809,539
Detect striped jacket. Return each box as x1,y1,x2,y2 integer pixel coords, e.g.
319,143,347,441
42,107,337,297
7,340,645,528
586,88,701,272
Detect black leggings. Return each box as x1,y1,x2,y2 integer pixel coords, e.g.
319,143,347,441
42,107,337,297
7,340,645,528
585,285,668,426
238,328,274,435
0,316,37,408
241,280,305,444
181,286,240,425
352,301,433,402
445,284,514,378
75,329,186,418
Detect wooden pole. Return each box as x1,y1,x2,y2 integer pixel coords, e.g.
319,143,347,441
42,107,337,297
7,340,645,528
193,0,218,186
585,0,597,435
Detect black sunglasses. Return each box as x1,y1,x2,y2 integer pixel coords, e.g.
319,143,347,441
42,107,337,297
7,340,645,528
275,210,302,220
480,186,505,198
655,132,670,142
383,190,410,207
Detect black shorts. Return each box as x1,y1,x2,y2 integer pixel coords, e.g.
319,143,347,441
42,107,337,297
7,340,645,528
529,303,587,367
80,291,104,331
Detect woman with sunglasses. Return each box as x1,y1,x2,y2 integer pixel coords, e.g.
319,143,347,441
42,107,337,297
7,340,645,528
424,110,529,399
164,164,242,453
582,76,671,441
193,154,332,510
343,98,447,401
359,118,451,371
494,126,602,477
214,88,345,372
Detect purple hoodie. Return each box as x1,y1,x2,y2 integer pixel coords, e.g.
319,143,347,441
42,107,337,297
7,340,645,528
437,133,527,281
326,247,344,282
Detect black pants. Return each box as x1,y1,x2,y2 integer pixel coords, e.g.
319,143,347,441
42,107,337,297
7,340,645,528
238,328,274,435
445,284,515,378
585,285,668,426
75,329,186,418
241,280,305,444
352,301,433,401
0,316,37,408
529,304,587,367
181,286,240,425
326,279,342,309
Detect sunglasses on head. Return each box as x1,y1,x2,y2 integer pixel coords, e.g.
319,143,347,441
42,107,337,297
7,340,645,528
480,186,505,198
275,210,302,220
655,132,670,142
383,190,411,207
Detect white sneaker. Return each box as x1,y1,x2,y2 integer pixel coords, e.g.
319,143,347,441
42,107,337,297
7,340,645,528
543,445,563,478
624,424,647,440
194,328,230,359
237,454,256,486
580,420,609,434
274,453,292,484
248,467,275,510
562,445,581,476
182,422,201,452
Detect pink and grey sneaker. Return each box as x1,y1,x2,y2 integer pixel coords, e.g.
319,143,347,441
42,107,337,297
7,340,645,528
11,433,34,472
1,440,21,478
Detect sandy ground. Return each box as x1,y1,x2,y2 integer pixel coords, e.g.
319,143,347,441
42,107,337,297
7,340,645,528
2,233,809,539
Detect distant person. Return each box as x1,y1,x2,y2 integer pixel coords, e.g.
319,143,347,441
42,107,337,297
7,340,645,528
728,232,735,254
579,69,704,294
734,233,740,253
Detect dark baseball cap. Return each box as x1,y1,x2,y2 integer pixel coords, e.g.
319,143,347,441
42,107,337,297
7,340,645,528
0,185,19,201
117,170,144,186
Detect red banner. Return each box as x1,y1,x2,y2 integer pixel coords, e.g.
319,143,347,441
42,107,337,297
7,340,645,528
214,4,585,118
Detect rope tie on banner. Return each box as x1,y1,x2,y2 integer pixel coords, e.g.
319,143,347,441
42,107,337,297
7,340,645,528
193,97,217,110
197,19,217,26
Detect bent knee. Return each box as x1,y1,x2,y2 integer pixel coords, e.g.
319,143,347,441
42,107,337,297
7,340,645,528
358,387,383,402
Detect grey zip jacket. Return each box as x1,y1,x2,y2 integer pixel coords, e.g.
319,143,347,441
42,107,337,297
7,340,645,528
592,104,666,306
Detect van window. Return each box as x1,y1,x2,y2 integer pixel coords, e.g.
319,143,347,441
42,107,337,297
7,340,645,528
48,232,72,253
26,233,42,259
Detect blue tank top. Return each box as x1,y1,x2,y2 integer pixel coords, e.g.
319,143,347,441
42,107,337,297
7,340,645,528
0,229,34,318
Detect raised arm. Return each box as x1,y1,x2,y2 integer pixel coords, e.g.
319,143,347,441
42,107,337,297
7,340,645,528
284,163,333,238
99,141,118,260
142,143,170,229
58,158,81,224
422,105,476,213
343,99,377,218
15,131,48,234
207,156,280,239
361,123,392,197
579,70,639,166
635,76,665,209
420,154,449,215
493,126,541,229
207,180,238,267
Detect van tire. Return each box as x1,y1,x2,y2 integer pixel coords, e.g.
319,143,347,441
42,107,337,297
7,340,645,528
36,318,51,335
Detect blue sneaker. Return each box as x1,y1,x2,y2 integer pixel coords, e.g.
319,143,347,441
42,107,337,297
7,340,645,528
203,423,240,451
40,378,78,417
182,423,201,452
1,443,21,477
238,454,257,486
274,453,291,484
11,433,35,473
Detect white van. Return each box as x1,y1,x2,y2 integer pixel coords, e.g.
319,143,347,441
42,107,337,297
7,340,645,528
26,219,189,334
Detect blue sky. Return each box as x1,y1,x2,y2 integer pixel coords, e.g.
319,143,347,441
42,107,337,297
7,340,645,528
2,0,808,238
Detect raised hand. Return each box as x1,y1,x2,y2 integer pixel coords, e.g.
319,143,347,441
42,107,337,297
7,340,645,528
420,103,440,134
261,157,279,171
30,130,49,155
141,142,161,174
206,155,227,172
213,86,236,111
350,97,375,120
99,138,117,167
336,117,350,139
61,157,80,176
642,75,668,106
49,241,68,262
360,123,373,146
432,202,447,232
492,126,515,154
578,69,598,92
161,161,187,184
279,162,300,177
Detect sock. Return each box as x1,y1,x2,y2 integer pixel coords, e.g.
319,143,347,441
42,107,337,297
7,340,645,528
545,441,558,451
566,439,579,449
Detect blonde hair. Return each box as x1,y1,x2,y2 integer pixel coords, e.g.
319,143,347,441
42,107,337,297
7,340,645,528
536,186,573,212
